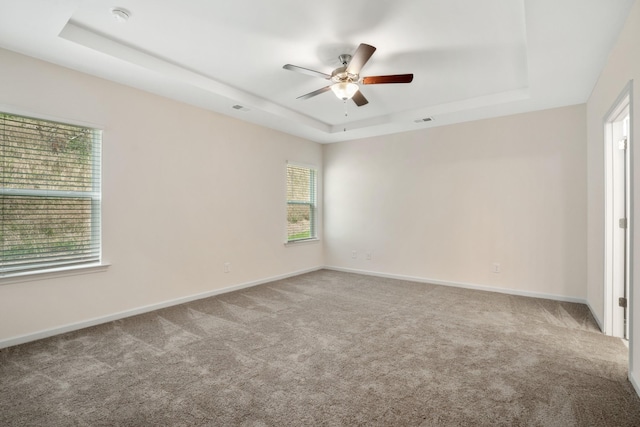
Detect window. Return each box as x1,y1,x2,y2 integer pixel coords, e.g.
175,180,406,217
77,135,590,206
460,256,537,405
0,112,101,276
286,163,317,242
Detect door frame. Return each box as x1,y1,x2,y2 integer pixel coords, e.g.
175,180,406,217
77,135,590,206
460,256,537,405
604,81,633,339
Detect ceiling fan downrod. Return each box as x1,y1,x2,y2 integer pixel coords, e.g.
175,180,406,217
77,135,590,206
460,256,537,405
338,54,351,66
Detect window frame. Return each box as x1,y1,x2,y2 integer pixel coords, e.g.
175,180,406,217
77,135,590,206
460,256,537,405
0,110,105,281
286,162,318,244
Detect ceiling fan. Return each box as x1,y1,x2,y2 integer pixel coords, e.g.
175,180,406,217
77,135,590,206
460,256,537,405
283,43,413,107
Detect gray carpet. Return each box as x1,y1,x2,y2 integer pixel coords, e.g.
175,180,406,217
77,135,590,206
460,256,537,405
1,269,639,426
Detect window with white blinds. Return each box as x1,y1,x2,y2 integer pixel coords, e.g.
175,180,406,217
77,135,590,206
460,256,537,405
0,112,101,276
286,163,317,242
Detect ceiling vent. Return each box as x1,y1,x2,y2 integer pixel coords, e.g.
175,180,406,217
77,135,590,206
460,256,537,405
414,117,433,123
110,8,130,23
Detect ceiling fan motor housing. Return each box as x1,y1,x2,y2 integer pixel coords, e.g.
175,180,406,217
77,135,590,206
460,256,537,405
283,43,413,107
331,54,359,83
331,66,359,84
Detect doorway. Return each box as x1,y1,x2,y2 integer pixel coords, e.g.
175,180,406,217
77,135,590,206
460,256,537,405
604,86,631,339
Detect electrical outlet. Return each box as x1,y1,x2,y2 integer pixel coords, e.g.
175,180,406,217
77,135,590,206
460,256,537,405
351,250,357,259
492,263,501,273
224,262,231,273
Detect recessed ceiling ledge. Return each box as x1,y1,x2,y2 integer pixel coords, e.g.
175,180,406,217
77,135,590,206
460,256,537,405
58,21,329,134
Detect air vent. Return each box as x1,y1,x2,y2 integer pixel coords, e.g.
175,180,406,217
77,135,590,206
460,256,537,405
111,8,130,23
232,105,250,112
414,117,433,123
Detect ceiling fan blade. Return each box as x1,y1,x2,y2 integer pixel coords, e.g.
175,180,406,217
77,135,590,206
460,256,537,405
297,86,332,100
283,64,331,80
361,74,414,84
346,43,376,75
352,90,369,107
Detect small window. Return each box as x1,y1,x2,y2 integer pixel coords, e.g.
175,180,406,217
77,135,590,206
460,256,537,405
0,112,102,276
286,163,317,242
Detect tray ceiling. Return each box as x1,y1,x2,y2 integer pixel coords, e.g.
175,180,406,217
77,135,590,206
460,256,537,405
0,0,634,142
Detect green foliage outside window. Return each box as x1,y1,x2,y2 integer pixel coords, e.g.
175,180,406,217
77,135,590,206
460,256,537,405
286,164,316,242
0,113,101,274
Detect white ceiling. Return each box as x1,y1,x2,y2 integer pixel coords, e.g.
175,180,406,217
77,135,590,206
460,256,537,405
0,0,634,143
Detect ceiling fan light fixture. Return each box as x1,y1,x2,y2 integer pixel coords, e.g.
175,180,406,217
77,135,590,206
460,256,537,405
284,43,412,108
331,82,359,100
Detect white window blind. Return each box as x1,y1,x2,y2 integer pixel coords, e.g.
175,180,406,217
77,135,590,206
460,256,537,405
0,112,101,276
286,163,317,242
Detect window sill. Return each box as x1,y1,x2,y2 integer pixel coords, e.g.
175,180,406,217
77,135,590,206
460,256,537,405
284,238,320,247
0,262,111,286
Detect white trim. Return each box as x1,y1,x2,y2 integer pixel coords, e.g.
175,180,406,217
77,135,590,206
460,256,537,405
603,82,633,338
626,79,635,387
0,266,322,349
284,237,321,247
630,371,640,398
0,263,110,285
586,300,605,332
324,265,589,304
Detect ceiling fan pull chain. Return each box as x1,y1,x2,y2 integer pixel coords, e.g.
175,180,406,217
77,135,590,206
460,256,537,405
344,100,348,132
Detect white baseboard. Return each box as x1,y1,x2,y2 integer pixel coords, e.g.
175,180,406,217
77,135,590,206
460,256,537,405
630,371,640,399
585,300,604,332
0,266,606,349
324,265,588,304
0,266,322,349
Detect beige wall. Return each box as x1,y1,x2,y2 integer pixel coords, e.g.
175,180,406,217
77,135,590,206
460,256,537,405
586,0,640,394
324,105,587,300
0,49,323,343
